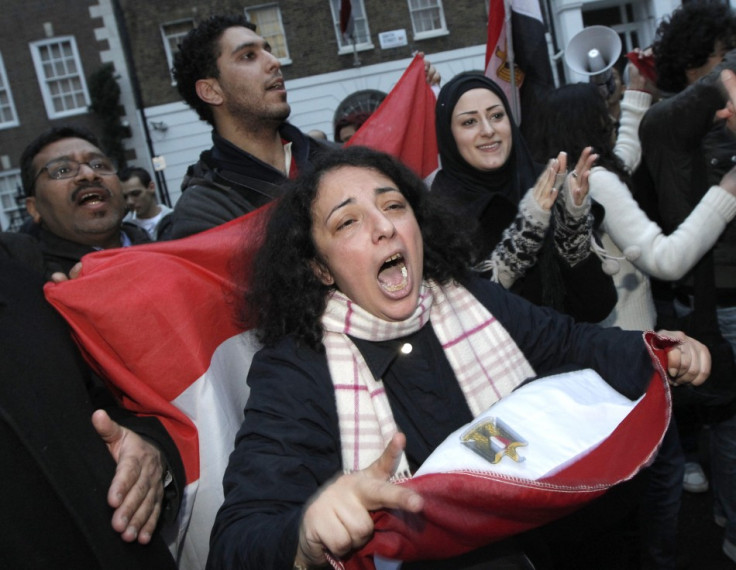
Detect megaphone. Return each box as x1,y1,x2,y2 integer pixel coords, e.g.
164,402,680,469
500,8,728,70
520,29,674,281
564,26,622,99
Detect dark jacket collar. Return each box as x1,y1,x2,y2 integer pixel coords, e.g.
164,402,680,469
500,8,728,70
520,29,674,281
37,225,149,278
209,122,314,184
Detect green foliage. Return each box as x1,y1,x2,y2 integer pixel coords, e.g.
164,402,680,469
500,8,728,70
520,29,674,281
88,63,128,168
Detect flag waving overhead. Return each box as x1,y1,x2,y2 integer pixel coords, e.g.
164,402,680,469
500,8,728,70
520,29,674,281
346,53,438,179
486,0,554,124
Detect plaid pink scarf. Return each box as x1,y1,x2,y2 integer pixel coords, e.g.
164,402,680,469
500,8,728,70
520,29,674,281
321,280,535,475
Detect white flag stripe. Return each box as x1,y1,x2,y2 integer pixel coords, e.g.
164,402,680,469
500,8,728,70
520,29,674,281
167,331,259,569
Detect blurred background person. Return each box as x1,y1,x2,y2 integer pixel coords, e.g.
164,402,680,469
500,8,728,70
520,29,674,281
120,166,173,241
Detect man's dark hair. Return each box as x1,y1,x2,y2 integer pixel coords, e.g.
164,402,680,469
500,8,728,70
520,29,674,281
118,166,152,187
21,125,101,197
243,146,474,350
173,14,256,126
653,2,736,93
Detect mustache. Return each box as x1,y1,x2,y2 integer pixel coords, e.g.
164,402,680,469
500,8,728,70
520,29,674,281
70,183,112,203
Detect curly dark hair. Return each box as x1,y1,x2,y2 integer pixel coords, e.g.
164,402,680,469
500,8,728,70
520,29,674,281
244,146,474,350
653,2,736,93
21,125,101,197
526,82,629,185
172,14,256,125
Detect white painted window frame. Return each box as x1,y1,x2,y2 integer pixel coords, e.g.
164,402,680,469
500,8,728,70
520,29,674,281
29,36,90,120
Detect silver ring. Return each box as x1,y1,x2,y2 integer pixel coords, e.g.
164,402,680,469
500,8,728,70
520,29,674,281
571,171,579,179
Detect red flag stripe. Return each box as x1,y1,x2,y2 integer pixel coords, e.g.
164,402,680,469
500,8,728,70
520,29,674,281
346,54,438,179
339,0,352,35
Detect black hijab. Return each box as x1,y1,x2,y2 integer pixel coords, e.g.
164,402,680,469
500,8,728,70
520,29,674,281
432,72,541,216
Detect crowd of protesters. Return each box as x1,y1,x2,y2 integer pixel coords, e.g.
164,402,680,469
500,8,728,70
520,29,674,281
2,3,736,569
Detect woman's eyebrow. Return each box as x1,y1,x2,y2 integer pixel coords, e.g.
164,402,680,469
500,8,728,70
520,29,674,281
325,198,353,223
375,186,399,195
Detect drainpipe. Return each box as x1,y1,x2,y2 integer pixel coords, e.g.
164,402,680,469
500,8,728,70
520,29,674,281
111,0,172,207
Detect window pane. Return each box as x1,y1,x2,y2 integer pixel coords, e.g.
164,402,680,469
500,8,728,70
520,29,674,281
330,0,371,48
0,52,18,127
31,37,88,117
245,6,289,60
161,19,195,78
0,171,27,231
408,0,445,34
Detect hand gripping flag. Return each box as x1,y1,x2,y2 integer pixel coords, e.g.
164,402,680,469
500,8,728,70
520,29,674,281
335,333,675,569
46,211,674,570
44,209,269,570
43,55,435,569
346,53,438,179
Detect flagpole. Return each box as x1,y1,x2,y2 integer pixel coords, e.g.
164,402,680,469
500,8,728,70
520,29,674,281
351,34,361,67
504,0,519,123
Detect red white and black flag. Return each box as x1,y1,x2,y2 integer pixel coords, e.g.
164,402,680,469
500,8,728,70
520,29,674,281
339,0,354,42
486,0,554,124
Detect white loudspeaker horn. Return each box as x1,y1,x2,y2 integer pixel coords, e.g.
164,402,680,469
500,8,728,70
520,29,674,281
564,26,622,99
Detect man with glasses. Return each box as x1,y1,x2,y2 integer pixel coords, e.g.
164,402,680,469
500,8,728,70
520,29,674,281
2,125,150,279
0,126,184,565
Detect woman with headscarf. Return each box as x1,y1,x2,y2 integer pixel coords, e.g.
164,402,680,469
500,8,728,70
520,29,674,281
430,72,616,322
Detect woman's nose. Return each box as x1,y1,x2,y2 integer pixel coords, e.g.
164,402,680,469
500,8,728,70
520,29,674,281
372,212,396,242
479,117,495,136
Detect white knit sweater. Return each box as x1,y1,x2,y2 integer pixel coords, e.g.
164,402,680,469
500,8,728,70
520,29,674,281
593,89,736,330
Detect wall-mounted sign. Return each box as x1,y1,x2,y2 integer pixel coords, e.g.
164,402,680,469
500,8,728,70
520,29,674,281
379,29,408,50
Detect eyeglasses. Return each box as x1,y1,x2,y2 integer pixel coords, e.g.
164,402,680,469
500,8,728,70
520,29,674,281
34,157,117,182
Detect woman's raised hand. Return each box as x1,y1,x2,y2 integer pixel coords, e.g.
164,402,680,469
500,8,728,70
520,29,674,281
717,69,736,133
532,152,567,211
567,147,597,207
295,433,424,567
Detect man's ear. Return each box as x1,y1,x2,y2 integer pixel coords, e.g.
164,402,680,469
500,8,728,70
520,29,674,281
195,78,223,106
25,197,41,224
310,259,334,286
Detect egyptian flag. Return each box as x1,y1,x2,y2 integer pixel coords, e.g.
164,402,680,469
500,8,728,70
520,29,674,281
45,203,674,570
340,0,354,42
43,55,436,567
346,53,438,179
340,350,673,568
45,211,268,569
486,0,554,125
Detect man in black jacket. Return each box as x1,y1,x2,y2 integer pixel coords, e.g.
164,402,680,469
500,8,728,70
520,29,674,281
170,14,440,240
1,125,150,280
638,3,736,564
0,256,183,568
170,14,328,239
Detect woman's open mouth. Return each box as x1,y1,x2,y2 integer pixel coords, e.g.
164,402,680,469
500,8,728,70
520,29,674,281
378,253,409,293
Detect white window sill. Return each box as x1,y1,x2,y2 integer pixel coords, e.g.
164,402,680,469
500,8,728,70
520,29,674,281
337,42,375,56
412,29,449,41
46,108,88,120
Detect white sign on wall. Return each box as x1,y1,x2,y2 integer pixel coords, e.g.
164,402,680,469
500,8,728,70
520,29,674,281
379,29,408,50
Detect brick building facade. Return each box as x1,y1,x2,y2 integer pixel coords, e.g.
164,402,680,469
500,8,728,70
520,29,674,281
0,0,693,229
0,0,110,230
